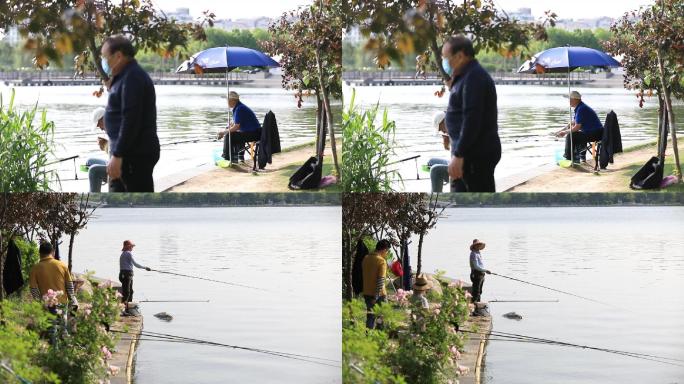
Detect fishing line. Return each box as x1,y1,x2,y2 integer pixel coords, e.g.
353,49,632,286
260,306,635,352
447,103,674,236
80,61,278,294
149,269,271,292
139,300,209,303
488,299,559,303
490,272,630,311
459,329,684,366
111,330,340,367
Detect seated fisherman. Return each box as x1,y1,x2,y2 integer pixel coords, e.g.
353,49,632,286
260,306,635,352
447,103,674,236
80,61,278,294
426,112,465,192
217,91,262,163
554,91,603,162
86,107,109,192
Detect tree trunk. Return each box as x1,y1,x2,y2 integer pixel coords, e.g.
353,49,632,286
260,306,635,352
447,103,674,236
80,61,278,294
657,95,664,157
656,48,683,180
315,93,323,155
314,48,341,178
416,232,424,276
68,233,75,272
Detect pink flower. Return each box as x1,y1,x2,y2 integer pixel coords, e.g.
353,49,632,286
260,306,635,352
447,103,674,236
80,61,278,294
102,280,113,289
108,365,120,375
449,280,464,289
457,364,470,375
450,345,462,359
434,308,441,315
101,346,112,360
464,291,472,299
42,289,63,307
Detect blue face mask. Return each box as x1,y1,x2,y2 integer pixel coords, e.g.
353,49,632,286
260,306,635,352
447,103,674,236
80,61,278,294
442,57,453,76
101,56,112,76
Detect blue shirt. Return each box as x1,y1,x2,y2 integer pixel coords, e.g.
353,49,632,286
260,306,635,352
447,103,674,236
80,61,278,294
574,101,603,134
469,251,486,272
119,251,146,272
105,60,160,158
232,101,261,133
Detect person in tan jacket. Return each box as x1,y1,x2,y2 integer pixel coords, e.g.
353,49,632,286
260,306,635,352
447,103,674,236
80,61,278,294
362,239,390,329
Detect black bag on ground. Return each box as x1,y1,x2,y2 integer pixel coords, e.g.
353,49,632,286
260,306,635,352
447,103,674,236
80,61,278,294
630,156,663,190
288,156,322,190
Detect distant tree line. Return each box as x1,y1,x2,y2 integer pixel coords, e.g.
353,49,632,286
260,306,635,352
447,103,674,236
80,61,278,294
93,192,341,207
437,192,684,207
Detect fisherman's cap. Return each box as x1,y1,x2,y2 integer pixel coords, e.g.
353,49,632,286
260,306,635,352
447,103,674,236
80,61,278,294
433,111,446,129
92,107,105,124
470,239,486,251
122,239,135,251
566,90,582,100
412,273,433,291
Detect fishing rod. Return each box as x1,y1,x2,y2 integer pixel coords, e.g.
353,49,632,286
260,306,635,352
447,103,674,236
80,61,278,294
139,300,209,303
460,329,684,367
489,299,559,303
148,269,270,292
160,137,217,147
490,272,628,311
111,330,341,367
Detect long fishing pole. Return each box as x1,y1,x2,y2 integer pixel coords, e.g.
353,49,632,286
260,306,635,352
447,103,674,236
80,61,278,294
490,272,626,310
160,137,217,147
148,269,270,292
460,329,684,366
489,299,559,303
111,330,340,367
139,300,209,303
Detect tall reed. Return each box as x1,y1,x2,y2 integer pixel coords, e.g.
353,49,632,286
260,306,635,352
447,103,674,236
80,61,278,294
0,88,55,191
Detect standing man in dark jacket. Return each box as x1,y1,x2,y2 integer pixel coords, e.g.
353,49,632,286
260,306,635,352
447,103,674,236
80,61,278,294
442,34,501,192
101,34,160,192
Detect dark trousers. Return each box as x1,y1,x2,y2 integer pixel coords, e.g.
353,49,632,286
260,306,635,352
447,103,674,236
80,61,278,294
470,270,485,303
109,154,159,192
119,270,134,303
450,157,499,193
222,130,261,161
364,295,385,329
564,130,603,161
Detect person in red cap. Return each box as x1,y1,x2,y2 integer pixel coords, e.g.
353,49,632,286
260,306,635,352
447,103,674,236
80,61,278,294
119,240,151,315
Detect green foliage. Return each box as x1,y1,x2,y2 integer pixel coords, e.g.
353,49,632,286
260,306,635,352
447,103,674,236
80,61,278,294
12,237,40,286
342,299,406,384
389,282,468,383
43,277,121,384
0,299,59,384
0,89,55,192
343,280,470,384
342,89,399,192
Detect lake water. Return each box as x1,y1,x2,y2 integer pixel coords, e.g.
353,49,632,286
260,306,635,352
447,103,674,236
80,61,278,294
409,206,684,383
69,206,341,383
0,84,341,191
346,84,684,191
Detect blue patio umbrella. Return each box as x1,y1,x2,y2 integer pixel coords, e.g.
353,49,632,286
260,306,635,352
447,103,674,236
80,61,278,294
176,46,280,164
518,46,620,166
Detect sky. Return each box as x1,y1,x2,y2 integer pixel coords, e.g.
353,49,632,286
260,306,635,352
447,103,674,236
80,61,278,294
492,0,654,19
152,0,312,19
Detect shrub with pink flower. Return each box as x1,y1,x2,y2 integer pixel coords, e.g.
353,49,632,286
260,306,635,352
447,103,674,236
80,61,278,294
42,289,63,307
449,345,461,360
101,346,112,360
449,279,464,289
457,364,469,375
108,365,120,375
390,288,412,306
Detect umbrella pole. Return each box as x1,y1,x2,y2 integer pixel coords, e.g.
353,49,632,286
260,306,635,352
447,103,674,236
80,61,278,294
568,66,573,166
226,69,232,165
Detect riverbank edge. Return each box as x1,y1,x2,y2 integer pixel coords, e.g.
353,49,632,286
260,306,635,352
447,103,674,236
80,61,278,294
77,274,142,384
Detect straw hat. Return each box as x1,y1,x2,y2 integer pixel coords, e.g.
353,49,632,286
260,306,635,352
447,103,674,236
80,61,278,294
412,273,433,291
563,90,582,100
470,239,486,251
228,91,240,100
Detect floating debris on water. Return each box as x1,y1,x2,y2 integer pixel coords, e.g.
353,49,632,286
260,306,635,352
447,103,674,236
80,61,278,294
154,312,173,321
503,312,523,320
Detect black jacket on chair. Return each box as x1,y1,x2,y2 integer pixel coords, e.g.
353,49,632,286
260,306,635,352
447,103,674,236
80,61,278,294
258,111,281,169
599,110,623,169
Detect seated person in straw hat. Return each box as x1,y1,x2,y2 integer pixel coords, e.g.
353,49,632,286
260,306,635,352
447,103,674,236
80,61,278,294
553,91,603,162
469,239,491,304
411,273,433,310
217,91,262,163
